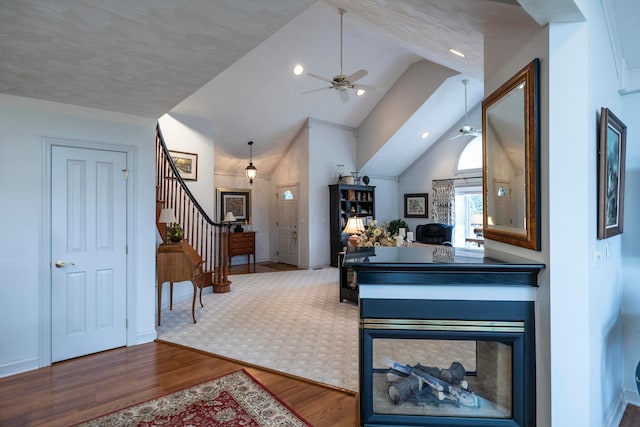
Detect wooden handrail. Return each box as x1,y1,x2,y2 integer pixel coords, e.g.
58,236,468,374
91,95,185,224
156,124,230,288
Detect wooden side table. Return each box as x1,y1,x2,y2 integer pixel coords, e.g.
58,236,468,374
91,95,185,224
156,241,206,325
228,231,256,271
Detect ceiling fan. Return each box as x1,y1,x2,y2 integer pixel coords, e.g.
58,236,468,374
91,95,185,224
451,79,482,140
302,8,377,102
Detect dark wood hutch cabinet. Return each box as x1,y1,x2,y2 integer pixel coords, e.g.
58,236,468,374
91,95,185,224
328,184,375,267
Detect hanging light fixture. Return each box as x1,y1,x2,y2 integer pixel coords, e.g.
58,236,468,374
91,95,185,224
245,141,257,184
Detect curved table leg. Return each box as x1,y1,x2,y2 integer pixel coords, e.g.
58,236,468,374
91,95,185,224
191,282,197,324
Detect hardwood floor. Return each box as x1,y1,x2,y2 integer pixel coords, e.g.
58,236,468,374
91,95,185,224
0,342,357,427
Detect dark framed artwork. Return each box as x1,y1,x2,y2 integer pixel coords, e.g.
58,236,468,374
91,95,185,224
598,108,627,239
168,150,198,181
217,188,251,223
404,193,428,218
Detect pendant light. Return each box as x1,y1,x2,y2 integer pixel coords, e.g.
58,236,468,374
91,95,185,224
245,141,257,184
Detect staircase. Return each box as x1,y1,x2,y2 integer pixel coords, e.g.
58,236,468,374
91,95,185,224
155,124,230,291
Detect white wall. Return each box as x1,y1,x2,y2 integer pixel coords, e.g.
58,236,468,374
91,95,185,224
308,119,357,268
481,0,630,424
620,89,640,404
0,95,157,377
397,104,482,234
214,172,271,264
369,176,399,226
270,122,310,266
159,113,215,218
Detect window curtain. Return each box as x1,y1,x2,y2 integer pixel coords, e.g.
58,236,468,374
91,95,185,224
432,179,455,224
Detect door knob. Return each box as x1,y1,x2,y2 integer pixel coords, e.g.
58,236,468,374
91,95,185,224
55,260,74,268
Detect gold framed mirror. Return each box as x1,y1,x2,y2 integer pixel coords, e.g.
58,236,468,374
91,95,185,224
482,58,540,250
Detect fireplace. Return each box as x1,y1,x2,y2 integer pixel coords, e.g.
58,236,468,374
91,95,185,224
360,299,535,427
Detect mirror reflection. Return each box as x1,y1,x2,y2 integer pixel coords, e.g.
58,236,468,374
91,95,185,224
484,83,526,232
482,59,540,250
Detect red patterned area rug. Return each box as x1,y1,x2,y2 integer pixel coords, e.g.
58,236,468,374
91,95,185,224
75,369,311,426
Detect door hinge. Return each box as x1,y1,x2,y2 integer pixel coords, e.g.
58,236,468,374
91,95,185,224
122,169,129,180
126,319,128,329
126,244,128,254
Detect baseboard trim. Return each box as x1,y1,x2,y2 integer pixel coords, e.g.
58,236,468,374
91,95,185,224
605,391,627,427
625,386,640,406
0,356,39,379
135,330,157,345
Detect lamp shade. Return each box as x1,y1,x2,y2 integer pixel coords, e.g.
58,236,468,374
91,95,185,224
343,217,364,235
223,211,237,222
158,208,176,224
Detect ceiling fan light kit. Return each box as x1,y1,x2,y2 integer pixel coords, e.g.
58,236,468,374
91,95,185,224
451,79,482,140
302,7,378,102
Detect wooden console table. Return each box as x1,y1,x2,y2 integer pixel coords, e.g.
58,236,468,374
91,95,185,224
156,241,208,326
228,231,256,271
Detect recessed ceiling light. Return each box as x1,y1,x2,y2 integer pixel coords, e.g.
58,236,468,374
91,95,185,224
420,131,430,139
448,48,466,58
293,64,304,75
356,89,366,96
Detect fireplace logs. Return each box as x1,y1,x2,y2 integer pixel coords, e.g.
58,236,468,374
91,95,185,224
387,361,479,408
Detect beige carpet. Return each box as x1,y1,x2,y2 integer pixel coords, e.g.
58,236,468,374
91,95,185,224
156,268,360,391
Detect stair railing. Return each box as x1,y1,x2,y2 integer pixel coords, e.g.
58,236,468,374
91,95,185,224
156,124,230,287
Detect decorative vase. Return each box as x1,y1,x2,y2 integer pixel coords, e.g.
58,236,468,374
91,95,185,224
167,224,184,242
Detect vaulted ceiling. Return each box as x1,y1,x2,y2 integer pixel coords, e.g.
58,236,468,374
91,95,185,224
1,0,636,177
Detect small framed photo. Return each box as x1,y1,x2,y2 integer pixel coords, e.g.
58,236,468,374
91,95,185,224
168,150,198,181
598,108,627,239
217,188,251,223
404,193,428,218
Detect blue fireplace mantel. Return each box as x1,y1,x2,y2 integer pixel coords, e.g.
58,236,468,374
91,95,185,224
343,246,544,288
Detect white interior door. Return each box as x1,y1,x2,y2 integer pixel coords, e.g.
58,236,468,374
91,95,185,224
277,185,298,265
51,145,128,362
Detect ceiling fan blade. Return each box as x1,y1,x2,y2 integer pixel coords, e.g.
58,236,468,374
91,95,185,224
302,86,332,95
346,69,367,83
306,72,334,84
339,90,349,103
449,133,475,141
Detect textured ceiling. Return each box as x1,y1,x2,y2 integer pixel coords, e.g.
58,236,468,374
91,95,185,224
0,0,634,177
0,0,315,117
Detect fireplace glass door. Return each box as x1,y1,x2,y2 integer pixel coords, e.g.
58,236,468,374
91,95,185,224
371,337,513,419
360,299,535,427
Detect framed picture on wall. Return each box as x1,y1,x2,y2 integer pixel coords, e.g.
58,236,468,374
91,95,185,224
597,107,627,239
217,188,251,223
168,150,198,181
404,193,428,218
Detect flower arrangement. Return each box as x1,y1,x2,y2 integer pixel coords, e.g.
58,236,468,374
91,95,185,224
356,220,397,247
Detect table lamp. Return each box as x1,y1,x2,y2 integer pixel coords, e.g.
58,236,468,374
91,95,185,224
158,208,177,243
343,216,364,246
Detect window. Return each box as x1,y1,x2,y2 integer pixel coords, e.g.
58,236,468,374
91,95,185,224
456,136,482,172
454,186,483,249
452,137,483,249
281,190,294,200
